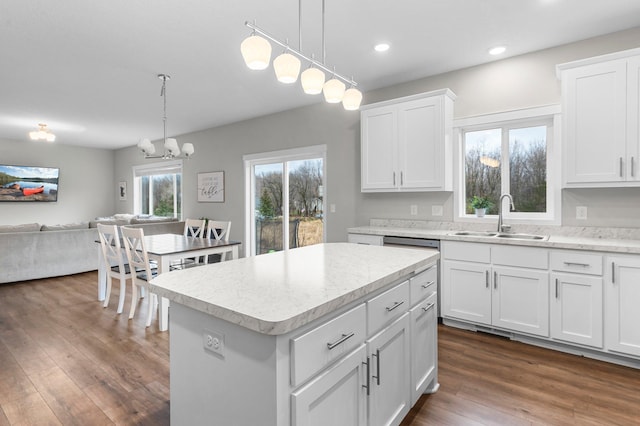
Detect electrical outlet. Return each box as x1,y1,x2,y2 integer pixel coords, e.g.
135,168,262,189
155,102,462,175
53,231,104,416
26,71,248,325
203,329,225,357
576,206,588,220
330,204,336,213
432,205,443,216
410,205,418,215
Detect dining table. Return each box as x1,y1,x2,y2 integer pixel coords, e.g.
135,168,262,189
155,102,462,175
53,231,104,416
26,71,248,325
97,232,241,331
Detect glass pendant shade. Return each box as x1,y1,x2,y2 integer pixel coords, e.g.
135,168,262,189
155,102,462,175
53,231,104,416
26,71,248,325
164,138,180,157
182,143,195,157
301,67,325,94
323,78,346,103
241,35,272,70
342,87,363,110
273,52,301,83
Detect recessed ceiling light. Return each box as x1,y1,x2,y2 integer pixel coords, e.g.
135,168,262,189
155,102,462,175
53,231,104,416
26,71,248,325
374,43,390,52
489,46,506,56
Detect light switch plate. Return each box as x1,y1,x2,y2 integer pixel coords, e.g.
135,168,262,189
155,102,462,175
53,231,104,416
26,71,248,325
410,205,418,215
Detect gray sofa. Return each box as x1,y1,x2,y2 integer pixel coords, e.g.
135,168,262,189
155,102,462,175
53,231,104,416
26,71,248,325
0,218,184,284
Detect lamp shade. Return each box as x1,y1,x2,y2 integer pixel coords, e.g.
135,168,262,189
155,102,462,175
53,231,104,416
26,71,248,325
342,87,363,110
241,35,272,70
165,138,180,156
182,143,195,157
301,67,325,94
273,52,301,83
323,78,346,103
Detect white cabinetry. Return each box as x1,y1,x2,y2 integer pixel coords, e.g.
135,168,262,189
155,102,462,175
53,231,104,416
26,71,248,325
293,266,438,426
361,89,455,192
549,251,603,348
347,233,384,246
442,241,549,337
605,256,640,357
558,48,640,186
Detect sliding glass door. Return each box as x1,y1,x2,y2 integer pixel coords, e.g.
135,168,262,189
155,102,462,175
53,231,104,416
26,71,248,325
244,146,326,256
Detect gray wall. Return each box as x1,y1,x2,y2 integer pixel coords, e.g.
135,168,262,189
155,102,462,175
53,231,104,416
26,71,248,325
0,138,115,226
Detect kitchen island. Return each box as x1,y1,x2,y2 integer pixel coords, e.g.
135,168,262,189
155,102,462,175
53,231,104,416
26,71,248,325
150,242,439,426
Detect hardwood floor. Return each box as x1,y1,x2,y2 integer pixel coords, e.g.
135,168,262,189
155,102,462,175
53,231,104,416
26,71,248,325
1,271,639,425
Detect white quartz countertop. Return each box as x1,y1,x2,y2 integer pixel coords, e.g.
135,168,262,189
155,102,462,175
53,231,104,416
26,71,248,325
149,242,438,335
348,226,640,254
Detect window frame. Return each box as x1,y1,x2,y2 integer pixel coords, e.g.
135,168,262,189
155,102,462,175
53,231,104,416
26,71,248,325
453,105,561,225
132,160,183,219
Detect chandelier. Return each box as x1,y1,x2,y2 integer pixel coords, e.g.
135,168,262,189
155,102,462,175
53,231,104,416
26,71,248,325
240,0,362,110
29,123,56,142
138,74,194,159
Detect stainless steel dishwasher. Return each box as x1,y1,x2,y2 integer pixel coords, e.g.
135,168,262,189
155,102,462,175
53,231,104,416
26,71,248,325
383,236,442,318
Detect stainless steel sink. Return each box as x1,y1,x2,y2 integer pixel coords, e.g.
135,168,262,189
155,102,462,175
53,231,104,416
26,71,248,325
495,233,548,241
450,231,498,237
450,231,548,241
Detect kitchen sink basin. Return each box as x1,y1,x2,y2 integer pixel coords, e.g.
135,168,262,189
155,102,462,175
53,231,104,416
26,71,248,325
450,231,549,241
450,231,498,237
495,233,548,240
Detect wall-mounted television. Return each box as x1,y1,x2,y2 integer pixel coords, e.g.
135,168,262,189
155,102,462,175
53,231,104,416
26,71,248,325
0,164,60,202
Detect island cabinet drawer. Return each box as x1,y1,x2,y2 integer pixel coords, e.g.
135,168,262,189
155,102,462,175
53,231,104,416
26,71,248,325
367,280,410,335
290,304,366,387
442,241,490,263
491,245,548,270
550,251,603,275
410,265,437,306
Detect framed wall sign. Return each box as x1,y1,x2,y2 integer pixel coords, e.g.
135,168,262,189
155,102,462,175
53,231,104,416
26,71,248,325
197,171,224,202
118,181,127,201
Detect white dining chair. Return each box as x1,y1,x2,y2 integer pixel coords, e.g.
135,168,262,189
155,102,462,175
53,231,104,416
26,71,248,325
205,220,232,262
121,226,158,327
170,218,207,270
97,223,131,314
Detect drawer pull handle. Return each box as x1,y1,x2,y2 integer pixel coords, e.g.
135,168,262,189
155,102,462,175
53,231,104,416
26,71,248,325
422,302,435,312
555,278,559,299
362,357,370,395
372,349,381,385
327,332,355,350
494,271,497,289
564,262,590,267
421,281,435,289
385,301,404,312
485,270,489,288
612,262,615,284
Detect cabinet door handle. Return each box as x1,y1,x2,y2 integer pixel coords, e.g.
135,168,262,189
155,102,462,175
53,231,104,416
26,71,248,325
385,301,404,312
485,270,489,288
422,302,435,313
393,172,396,186
564,262,590,267
555,278,559,299
400,171,404,186
372,349,381,385
327,332,355,350
362,356,370,396
421,281,435,289
620,157,624,178
494,271,498,289
612,262,616,284
632,157,635,177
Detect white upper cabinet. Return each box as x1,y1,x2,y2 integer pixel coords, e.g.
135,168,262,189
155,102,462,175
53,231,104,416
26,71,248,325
558,48,640,187
360,89,455,192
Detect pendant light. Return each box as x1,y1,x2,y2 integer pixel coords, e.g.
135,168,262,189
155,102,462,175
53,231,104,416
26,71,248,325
241,30,272,70
138,74,195,160
242,0,362,109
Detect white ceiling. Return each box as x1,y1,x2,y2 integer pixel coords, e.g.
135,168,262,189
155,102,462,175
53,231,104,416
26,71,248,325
1,0,639,150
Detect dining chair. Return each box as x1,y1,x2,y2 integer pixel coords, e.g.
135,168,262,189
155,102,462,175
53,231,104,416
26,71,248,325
169,218,207,270
96,223,131,314
121,226,158,327
204,220,232,262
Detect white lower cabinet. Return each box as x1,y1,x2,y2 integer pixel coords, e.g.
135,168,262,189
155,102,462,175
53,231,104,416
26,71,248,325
442,242,549,337
291,265,438,426
291,344,368,426
367,313,411,426
606,256,640,357
550,273,603,348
